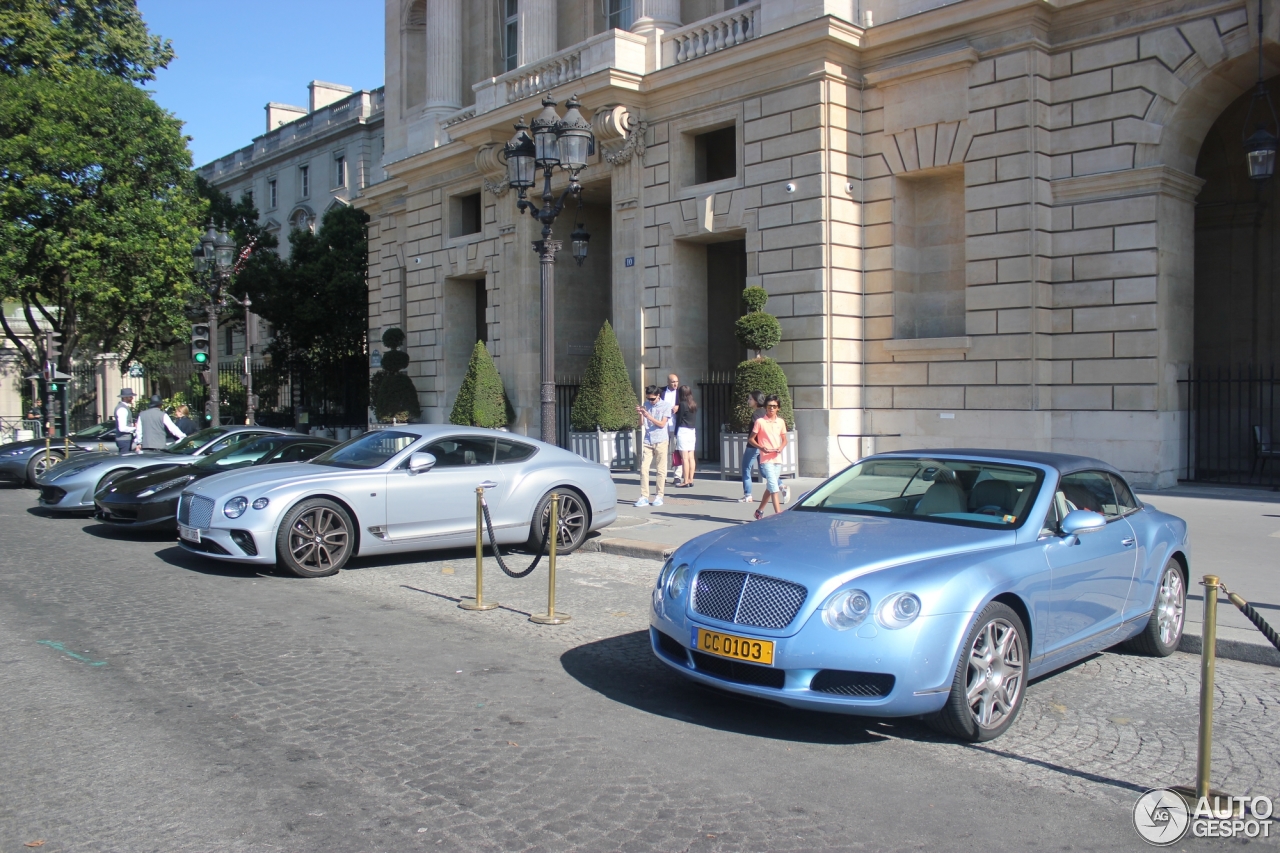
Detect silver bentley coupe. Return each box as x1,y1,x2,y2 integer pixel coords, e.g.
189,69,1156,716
176,425,618,577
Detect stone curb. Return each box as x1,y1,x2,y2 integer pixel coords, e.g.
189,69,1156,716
580,537,673,561
1179,631,1280,668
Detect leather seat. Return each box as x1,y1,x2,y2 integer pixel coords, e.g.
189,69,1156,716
914,480,967,515
969,478,1015,514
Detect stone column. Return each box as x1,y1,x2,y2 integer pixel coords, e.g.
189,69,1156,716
630,0,680,33
520,0,558,65
424,0,462,113
95,353,123,424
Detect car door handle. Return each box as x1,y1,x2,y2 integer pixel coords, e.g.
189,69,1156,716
1121,537,1135,546
479,480,498,490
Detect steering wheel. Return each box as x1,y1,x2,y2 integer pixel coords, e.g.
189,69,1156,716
974,505,1005,516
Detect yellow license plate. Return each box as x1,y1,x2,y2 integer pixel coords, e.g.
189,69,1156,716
694,628,774,666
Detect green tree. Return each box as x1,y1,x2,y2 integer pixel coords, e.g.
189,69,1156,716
449,340,512,428
734,285,781,357
0,0,173,81
571,320,639,431
731,358,794,432
0,68,201,374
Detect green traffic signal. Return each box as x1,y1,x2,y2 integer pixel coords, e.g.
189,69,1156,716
193,351,209,364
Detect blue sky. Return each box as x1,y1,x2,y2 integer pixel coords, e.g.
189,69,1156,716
137,1,385,168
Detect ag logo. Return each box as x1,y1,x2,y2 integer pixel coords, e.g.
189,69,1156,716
1134,788,1191,845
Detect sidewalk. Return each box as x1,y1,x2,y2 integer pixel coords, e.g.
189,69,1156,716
584,470,1280,667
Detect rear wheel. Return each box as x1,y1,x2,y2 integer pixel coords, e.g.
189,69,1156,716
1124,559,1185,657
26,449,64,485
929,602,1028,742
527,488,589,554
276,498,354,578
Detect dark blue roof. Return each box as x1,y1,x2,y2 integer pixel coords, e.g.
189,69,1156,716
881,448,1122,477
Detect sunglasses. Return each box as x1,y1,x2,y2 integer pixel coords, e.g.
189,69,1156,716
766,404,779,409
646,396,659,401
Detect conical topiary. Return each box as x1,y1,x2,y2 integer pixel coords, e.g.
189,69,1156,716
571,320,640,431
449,340,512,428
373,326,421,422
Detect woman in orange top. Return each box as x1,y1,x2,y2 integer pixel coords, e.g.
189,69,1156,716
749,395,788,519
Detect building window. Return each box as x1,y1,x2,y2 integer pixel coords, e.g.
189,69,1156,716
298,165,309,198
268,179,277,208
243,189,254,207
450,192,482,238
605,0,633,30
334,154,346,188
503,0,518,72
693,126,736,184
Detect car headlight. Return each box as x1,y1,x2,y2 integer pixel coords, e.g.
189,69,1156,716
665,564,690,600
655,558,674,591
223,496,248,519
137,474,194,498
823,588,871,631
877,592,922,629
0,448,25,457
252,497,269,510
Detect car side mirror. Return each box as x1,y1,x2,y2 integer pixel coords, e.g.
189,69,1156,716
408,451,436,474
1060,509,1107,536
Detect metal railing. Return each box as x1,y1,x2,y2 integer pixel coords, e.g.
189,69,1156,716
554,376,581,450
696,373,735,464
1183,364,1280,487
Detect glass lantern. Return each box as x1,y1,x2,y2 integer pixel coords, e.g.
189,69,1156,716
556,96,593,174
504,119,536,190
531,96,561,166
1245,126,1277,182
571,222,590,266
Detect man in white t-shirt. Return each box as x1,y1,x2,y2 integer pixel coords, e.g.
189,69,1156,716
660,373,679,483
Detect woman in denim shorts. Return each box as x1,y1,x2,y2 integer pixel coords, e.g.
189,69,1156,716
749,395,788,520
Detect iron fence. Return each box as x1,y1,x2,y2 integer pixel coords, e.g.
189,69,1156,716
555,376,581,449
1184,364,1280,487
696,373,735,464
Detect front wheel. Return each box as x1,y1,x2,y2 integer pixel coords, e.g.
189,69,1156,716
527,489,589,554
276,498,354,578
1124,559,1185,657
929,601,1028,742
26,449,64,485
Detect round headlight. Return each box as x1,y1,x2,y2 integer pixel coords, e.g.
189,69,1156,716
823,588,871,631
655,558,673,591
666,564,690,600
878,592,922,629
223,496,248,519
252,497,269,510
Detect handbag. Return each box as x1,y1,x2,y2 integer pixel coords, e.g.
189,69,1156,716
672,449,683,466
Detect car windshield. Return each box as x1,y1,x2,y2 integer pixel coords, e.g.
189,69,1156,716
311,430,418,470
72,422,114,439
795,457,1044,529
192,436,291,471
163,427,228,454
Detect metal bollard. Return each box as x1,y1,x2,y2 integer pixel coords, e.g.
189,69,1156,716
1196,574,1220,801
459,486,499,611
530,493,570,625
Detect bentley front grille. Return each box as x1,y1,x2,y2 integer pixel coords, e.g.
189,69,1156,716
179,493,214,529
691,570,807,630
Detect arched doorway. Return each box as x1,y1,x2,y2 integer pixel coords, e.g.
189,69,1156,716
1191,76,1280,482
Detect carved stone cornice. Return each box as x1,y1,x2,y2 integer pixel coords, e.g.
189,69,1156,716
592,104,646,167
475,144,509,196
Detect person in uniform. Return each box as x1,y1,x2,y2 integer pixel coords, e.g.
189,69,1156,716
114,389,136,455
135,395,186,450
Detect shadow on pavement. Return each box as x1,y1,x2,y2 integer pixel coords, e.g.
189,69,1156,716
152,543,273,577
561,629,917,745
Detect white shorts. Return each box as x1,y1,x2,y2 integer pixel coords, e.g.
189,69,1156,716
675,427,696,452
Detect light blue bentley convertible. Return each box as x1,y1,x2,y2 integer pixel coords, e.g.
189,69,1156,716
650,450,1189,742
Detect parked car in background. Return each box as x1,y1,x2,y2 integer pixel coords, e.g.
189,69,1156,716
0,422,125,486
34,426,293,513
176,425,618,577
95,434,337,530
650,449,1189,742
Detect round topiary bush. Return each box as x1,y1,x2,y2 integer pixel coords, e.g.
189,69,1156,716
449,340,512,428
380,349,409,374
741,285,769,313
735,311,782,355
730,357,794,432
375,372,421,422
381,327,406,350
571,320,639,431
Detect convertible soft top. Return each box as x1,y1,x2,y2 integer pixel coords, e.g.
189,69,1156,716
882,448,1123,478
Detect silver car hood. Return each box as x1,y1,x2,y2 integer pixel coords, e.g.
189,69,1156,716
40,451,192,482
185,462,347,497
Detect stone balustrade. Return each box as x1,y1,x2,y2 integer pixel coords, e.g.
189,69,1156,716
663,2,758,66
472,28,647,114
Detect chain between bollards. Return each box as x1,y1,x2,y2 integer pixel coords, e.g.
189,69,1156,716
459,486,499,611
530,493,570,625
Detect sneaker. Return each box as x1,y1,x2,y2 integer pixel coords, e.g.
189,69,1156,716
652,497,664,507
635,497,650,507
782,485,791,505
737,493,754,503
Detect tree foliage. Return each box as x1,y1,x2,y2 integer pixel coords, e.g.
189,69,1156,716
734,284,781,355
0,0,173,81
731,358,794,432
371,326,419,422
449,340,512,428
571,320,639,431
0,68,201,374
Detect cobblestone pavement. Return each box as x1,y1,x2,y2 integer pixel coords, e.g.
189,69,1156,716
1,487,1277,852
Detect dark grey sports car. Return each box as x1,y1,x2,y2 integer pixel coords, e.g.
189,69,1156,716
0,422,124,486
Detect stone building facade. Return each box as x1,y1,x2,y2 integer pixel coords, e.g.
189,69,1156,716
361,0,1280,487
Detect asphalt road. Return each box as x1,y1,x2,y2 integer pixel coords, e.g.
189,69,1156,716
1,487,1277,852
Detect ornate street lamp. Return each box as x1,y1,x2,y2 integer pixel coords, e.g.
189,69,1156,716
1244,0,1279,181
503,94,595,444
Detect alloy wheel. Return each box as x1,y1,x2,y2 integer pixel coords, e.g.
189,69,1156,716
289,506,350,572
1156,566,1185,648
543,492,586,550
965,617,1025,731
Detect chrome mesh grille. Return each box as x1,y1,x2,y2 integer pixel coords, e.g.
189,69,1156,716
692,570,807,630
180,494,214,529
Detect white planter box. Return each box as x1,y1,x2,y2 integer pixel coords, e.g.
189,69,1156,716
720,430,798,479
570,428,637,469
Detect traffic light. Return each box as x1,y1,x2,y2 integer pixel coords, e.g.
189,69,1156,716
43,329,62,380
204,400,214,421
191,323,211,366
